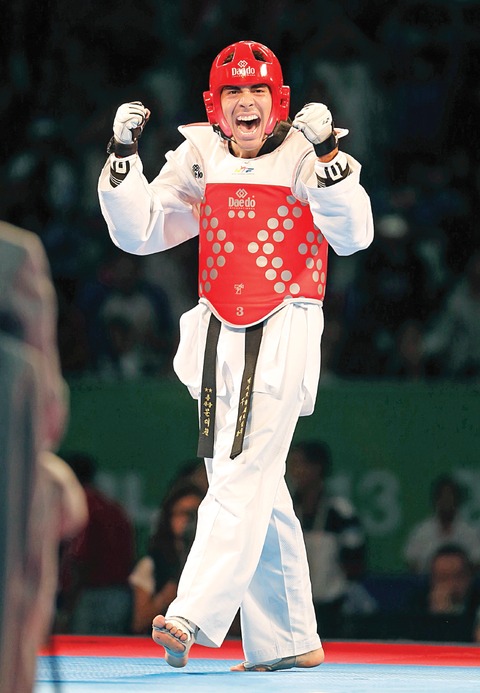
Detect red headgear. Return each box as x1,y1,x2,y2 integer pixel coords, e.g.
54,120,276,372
203,40,290,139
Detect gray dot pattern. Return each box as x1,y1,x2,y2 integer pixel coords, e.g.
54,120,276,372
199,193,326,300
200,204,232,294
244,200,326,297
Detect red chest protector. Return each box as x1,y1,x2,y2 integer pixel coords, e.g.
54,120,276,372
199,182,328,326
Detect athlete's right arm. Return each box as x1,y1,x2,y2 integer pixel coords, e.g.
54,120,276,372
98,103,203,255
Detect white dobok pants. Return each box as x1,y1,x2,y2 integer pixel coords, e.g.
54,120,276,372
168,301,323,663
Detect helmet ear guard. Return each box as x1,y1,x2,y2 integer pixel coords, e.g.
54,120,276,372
203,90,215,122
277,84,291,125
203,40,290,139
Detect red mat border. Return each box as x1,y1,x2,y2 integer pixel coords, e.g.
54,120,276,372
40,636,480,667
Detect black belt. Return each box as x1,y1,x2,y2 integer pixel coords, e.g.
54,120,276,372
196,314,221,458
196,314,264,460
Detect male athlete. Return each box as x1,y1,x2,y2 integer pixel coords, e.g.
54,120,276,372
98,40,373,671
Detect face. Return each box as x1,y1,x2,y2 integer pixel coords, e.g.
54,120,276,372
170,494,201,538
287,450,325,494
431,554,471,603
220,84,273,158
435,483,459,522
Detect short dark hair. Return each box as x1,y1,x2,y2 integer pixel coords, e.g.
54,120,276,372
431,475,462,504
62,451,97,485
290,440,332,476
149,482,204,557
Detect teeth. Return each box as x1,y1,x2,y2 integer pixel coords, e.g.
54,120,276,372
237,115,258,122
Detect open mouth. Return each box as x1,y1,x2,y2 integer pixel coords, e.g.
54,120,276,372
236,114,260,134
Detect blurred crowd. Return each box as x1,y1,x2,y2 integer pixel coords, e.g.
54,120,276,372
1,0,480,381
53,446,480,643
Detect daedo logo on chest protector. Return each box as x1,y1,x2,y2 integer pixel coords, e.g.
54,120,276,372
199,182,329,327
229,188,256,209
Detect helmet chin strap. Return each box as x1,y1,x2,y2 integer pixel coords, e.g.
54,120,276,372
213,124,233,142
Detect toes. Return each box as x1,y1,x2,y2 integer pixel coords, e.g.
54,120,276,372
165,625,188,641
152,615,166,630
153,617,188,641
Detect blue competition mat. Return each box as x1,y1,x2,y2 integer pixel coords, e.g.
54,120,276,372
35,656,480,693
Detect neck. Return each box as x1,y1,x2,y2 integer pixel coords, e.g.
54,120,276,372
439,515,454,531
229,140,265,159
227,120,292,158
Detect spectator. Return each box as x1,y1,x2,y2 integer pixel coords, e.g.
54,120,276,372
75,248,175,378
407,544,480,643
3,116,80,238
56,452,136,635
376,0,465,163
404,474,480,575
0,221,86,693
168,457,209,497
307,4,388,186
340,213,429,376
99,313,150,381
0,221,68,448
423,249,480,380
1,0,479,390
287,440,369,637
384,318,428,380
55,280,90,376
129,483,203,635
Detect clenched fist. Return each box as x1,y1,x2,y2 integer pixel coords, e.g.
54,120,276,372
292,103,334,146
293,103,348,158
113,101,150,145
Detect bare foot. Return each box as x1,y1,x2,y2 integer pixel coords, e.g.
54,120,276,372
230,646,325,672
152,615,194,668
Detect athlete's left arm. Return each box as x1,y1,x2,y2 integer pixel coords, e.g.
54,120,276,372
292,103,373,256
295,151,374,256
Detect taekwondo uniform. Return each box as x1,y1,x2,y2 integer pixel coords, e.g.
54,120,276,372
98,122,373,663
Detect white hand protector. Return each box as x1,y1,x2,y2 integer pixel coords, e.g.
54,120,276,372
293,103,333,145
113,101,150,144
292,103,348,157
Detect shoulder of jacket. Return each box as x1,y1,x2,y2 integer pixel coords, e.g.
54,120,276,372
178,122,218,146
